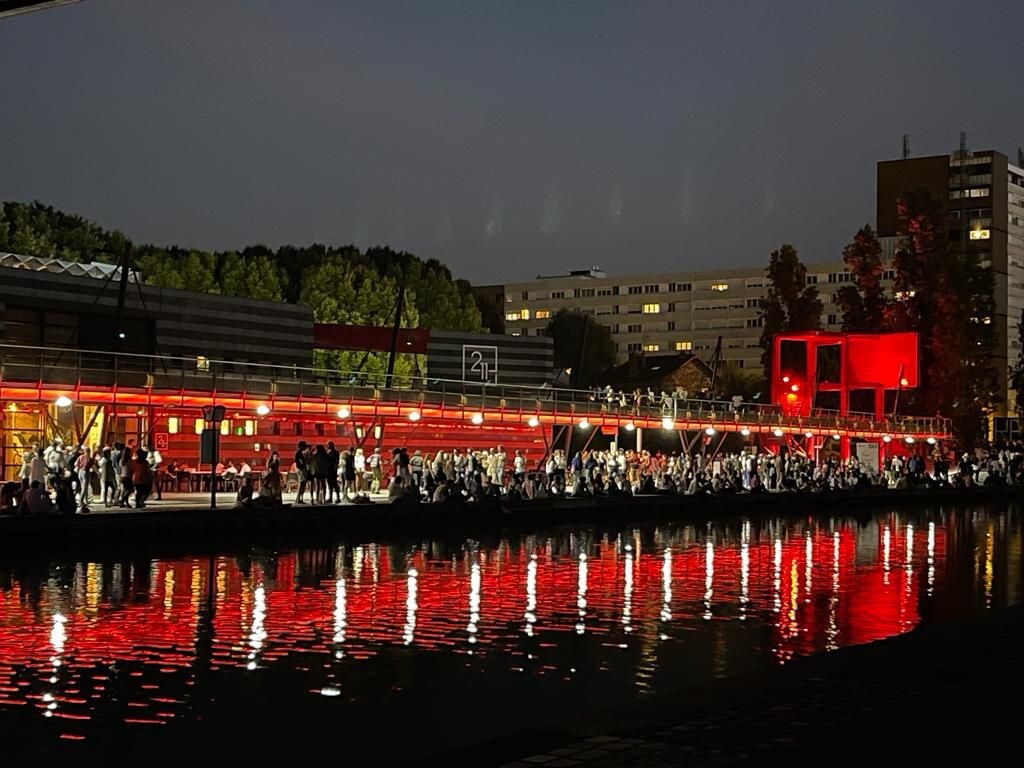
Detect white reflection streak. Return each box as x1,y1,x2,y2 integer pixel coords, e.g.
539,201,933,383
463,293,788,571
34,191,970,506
403,568,418,645
826,531,839,651
623,546,634,632
773,536,782,614
883,525,891,585
661,548,673,623
467,558,481,645
524,555,537,636
703,540,714,621
927,522,936,595
804,532,813,600
576,552,588,634
247,585,266,670
740,522,750,621
44,612,67,718
905,524,914,597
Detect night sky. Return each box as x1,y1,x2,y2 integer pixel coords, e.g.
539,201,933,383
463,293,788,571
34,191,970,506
1,0,1021,283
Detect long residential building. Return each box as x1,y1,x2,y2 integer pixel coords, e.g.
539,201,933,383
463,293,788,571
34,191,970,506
476,261,873,372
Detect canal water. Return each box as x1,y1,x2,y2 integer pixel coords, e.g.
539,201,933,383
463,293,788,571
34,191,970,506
0,504,1020,761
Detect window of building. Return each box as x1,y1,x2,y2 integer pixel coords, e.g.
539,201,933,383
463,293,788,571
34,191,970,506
644,284,659,294
806,275,818,285
667,302,676,312
642,303,661,314
895,290,916,300
675,341,692,351
627,323,642,333
642,343,660,352
626,342,642,353
575,288,595,298
734,359,745,368
535,309,551,320
882,270,895,280
667,321,676,331
627,285,643,295
597,287,617,296
746,298,760,308
745,279,764,289
827,314,838,325
551,291,566,299
521,291,529,301
669,282,692,292
745,317,763,328
828,272,853,284
970,228,991,240
534,327,547,337
710,283,729,292
505,311,521,322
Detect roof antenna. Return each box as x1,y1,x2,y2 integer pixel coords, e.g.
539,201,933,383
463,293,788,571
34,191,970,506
902,134,910,159
959,130,968,156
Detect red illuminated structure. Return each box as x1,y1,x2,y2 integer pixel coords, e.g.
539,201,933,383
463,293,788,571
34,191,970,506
771,331,924,458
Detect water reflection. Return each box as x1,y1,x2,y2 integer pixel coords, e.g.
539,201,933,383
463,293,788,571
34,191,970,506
0,506,1020,745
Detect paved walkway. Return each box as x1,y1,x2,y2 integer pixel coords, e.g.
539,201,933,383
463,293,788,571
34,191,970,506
486,607,1024,767
78,490,389,513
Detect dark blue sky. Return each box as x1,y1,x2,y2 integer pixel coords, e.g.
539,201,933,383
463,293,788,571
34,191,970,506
1,0,1021,283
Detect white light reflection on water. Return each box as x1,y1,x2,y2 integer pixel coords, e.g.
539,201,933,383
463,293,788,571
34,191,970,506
622,545,633,632
247,585,267,671
403,568,418,646
883,525,891,585
905,524,915,599
703,539,714,621
773,536,782,615
467,557,481,646
576,552,588,635
740,521,750,621
804,532,813,601
524,554,538,636
660,548,672,623
826,530,840,651
927,521,936,595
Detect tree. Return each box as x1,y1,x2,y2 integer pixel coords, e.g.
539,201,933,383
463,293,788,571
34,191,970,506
714,362,763,401
473,291,506,334
546,310,617,387
758,243,823,376
220,251,285,301
836,224,887,331
299,258,423,382
1012,307,1024,417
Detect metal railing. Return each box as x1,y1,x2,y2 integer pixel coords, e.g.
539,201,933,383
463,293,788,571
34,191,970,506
0,343,952,437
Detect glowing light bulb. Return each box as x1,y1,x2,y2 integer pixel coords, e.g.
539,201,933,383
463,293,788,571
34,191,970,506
54,395,72,408
662,417,675,430
256,404,270,417
336,407,351,419
408,410,421,422
470,413,483,425
527,416,540,428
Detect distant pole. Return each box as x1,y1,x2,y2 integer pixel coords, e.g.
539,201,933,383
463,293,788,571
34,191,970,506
113,244,132,344
385,265,407,389
902,134,910,159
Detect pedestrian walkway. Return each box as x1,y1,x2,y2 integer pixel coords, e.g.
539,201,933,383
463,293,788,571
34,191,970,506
489,607,1024,766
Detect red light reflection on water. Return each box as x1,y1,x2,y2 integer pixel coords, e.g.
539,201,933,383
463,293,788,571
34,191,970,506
0,509,1017,738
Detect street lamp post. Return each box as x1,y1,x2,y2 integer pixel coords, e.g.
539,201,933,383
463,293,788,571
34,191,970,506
201,404,227,509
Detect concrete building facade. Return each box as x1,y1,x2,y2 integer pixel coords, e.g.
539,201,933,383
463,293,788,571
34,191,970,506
877,147,1024,422
478,261,868,373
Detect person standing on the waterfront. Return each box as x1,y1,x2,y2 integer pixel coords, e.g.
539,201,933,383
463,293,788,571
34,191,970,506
326,441,340,503
343,447,356,500
368,447,382,492
293,441,310,504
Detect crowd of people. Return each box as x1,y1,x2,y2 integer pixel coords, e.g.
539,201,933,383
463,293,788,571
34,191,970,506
5,434,1022,515
587,386,750,415
2,438,161,515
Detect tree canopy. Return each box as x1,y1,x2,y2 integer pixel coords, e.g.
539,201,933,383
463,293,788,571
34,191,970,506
0,199,483,379
546,310,617,388
758,243,823,377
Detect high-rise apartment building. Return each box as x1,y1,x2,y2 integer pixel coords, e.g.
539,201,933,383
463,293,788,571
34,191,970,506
476,261,869,372
876,147,1024,422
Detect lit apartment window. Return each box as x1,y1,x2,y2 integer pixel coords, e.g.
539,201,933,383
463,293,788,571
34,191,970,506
535,309,551,319
642,303,661,314
505,309,530,321
675,341,692,351
505,312,520,322
970,228,991,240
710,283,729,292
642,343,660,352
895,290,916,300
